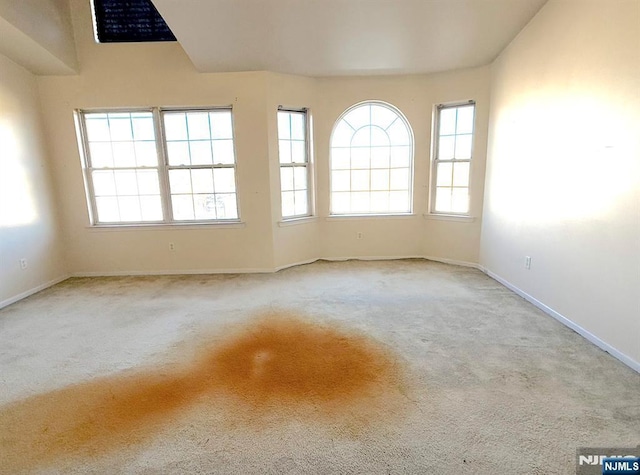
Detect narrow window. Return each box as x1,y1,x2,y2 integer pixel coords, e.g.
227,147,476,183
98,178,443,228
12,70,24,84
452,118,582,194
330,101,413,215
76,107,239,225
277,109,311,219
431,102,475,215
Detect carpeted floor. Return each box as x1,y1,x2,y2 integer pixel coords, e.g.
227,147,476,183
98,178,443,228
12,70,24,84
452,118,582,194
0,259,638,474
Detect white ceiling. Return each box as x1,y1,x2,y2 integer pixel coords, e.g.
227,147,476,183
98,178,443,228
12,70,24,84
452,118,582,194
152,0,548,76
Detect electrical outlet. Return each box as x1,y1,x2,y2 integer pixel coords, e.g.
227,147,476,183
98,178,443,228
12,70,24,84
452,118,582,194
19,258,28,270
356,232,363,240
525,256,531,270
169,243,175,251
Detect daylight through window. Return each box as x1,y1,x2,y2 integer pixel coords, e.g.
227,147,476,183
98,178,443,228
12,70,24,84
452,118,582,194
277,109,311,219
330,102,413,215
77,108,239,225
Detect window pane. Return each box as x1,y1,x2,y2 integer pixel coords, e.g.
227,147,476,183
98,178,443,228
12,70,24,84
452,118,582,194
390,146,411,168
332,170,350,192
213,168,236,193
370,127,389,147
331,192,351,214
344,105,370,130
451,188,469,213
114,170,138,195
89,142,113,168
435,188,452,213
456,105,475,134
351,192,370,214
294,190,308,215
172,195,195,220
281,167,294,192
351,170,370,191
436,162,453,187
332,148,350,169
109,117,133,141
210,112,233,139
112,142,136,168
293,167,307,191
132,117,155,141
372,105,398,130
290,113,305,140
85,117,111,142
331,121,353,148
191,169,214,194
455,134,473,159
164,113,188,141
389,191,409,212
351,148,370,169
212,140,235,164
167,141,190,166
189,141,213,165
282,190,295,217
279,140,292,164
351,127,371,147
370,146,390,169
137,170,160,195
453,162,470,187
194,194,217,220
371,169,389,191
291,141,306,163
439,108,456,136
390,168,409,190
118,196,141,221
387,119,410,145
95,196,119,222
92,170,116,196
370,191,389,213
187,113,211,140
277,112,291,140
215,193,238,219
169,169,192,194
134,141,157,167
140,195,163,221
439,136,455,160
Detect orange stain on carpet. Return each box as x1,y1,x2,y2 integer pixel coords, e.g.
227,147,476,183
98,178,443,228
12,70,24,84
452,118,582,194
0,312,408,472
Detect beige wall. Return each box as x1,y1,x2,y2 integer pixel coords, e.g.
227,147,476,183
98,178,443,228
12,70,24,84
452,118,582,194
0,53,66,306
481,0,640,365
35,0,491,276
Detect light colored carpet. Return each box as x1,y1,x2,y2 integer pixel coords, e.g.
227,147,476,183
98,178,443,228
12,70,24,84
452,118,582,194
0,259,638,474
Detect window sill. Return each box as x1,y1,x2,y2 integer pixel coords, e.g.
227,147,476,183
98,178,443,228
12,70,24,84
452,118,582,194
278,216,318,227
326,213,416,222
86,221,246,231
423,213,476,223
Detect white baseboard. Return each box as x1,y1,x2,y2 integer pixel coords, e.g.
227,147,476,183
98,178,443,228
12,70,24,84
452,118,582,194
71,267,275,277
482,268,640,374
0,275,70,310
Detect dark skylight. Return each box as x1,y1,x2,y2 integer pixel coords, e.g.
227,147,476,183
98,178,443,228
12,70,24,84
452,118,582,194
92,0,176,43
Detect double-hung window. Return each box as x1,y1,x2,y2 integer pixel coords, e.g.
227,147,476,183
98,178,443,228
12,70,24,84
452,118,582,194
277,108,312,219
431,102,475,215
76,108,239,225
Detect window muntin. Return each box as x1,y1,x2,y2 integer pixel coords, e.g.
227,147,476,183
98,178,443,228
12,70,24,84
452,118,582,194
431,102,475,215
78,108,239,225
277,109,311,219
330,102,413,215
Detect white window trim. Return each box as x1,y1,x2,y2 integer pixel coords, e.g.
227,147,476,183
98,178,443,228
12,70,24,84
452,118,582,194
429,100,476,217
277,106,314,221
75,106,241,226
329,100,415,216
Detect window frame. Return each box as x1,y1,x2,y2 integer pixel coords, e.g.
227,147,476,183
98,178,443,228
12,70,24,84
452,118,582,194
329,100,414,217
75,106,241,226
429,100,476,217
277,107,314,220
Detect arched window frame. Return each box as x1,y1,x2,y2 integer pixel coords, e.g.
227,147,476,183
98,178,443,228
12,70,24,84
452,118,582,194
329,101,414,216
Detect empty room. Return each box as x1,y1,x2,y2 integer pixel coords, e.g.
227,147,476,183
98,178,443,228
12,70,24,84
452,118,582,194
0,0,638,473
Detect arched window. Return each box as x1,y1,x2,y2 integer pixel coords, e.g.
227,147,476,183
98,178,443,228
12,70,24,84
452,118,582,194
330,101,413,215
